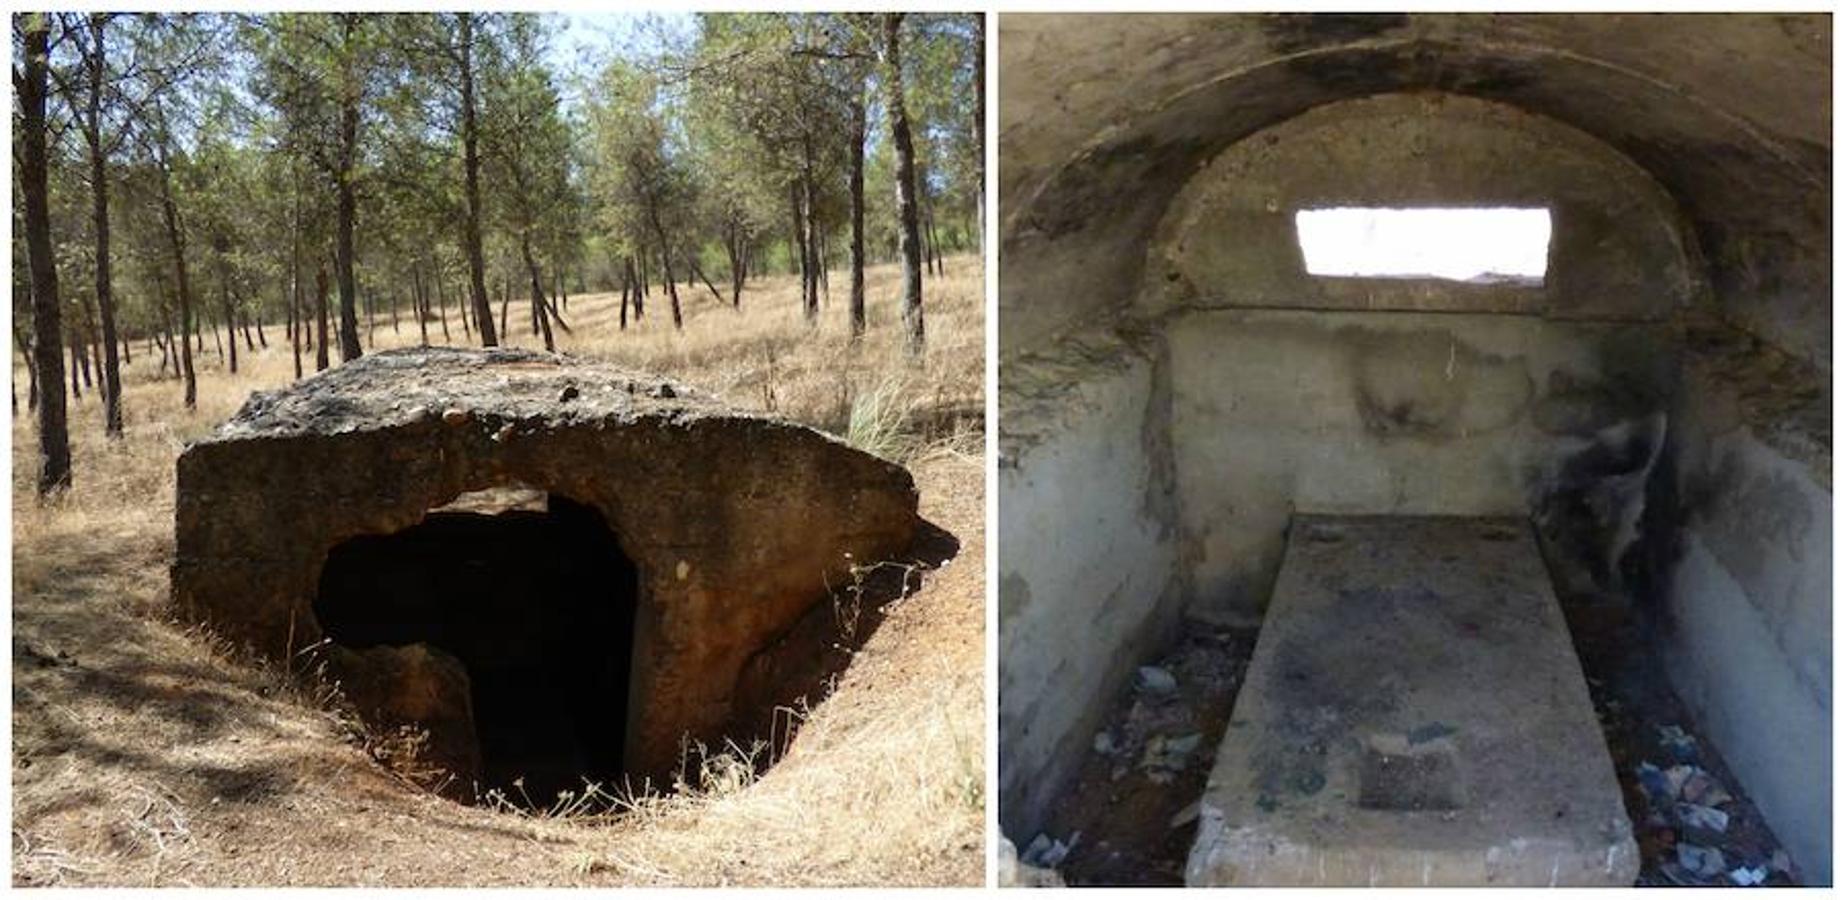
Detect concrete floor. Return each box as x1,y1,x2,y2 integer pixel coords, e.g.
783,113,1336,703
1186,514,1639,886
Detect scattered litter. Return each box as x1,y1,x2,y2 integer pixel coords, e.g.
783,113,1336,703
1139,732,1203,782
1628,727,1792,886
1021,831,1078,869
1676,843,1725,879
1406,721,1456,745
1093,730,1116,756
1169,800,1201,829
1636,762,1672,804
1729,865,1768,886
1681,770,1733,807
1657,725,1699,763
1676,802,1729,834
1136,666,1178,696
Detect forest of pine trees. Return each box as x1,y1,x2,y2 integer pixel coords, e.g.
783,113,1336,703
11,12,983,496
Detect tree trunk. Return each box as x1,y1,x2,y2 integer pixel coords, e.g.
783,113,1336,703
288,270,302,379
220,266,239,374
152,114,199,409
332,16,364,363
689,257,725,305
799,146,819,322
619,264,630,330
724,226,746,307
409,262,428,345
498,275,511,339
20,16,71,492
314,262,330,372
973,12,985,256
69,333,83,398
439,268,453,341
647,206,683,330
850,77,868,341
82,14,123,438
458,13,498,348
14,327,38,413
789,181,808,302
882,13,925,356
628,256,644,320
520,234,556,352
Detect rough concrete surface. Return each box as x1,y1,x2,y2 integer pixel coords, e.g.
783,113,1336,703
171,347,919,786
1187,515,1638,886
998,327,1185,838
999,14,1829,367
1166,308,1676,624
1143,94,1693,322
1660,362,1833,883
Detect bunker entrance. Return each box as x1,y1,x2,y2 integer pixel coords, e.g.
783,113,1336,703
313,489,640,803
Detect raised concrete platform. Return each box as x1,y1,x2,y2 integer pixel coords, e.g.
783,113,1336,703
1186,515,1639,886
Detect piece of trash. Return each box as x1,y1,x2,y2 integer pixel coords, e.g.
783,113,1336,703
1139,732,1203,777
1680,770,1734,807
1136,666,1178,695
1728,865,1767,886
1166,732,1203,755
1637,762,1673,804
1170,800,1201,829
1407,721,1457,745
1676,843,1726,879
1020,832,1074,869
1093,730,1116,756
1676,802,1729,833
1770,849,1794,875
1662,764,1697,798
1658,725,1699,762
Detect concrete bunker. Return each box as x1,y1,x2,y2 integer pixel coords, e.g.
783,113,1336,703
172,347,921,803
1000,14,1829,886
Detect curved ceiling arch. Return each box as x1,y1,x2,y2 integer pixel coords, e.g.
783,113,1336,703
999,15,1830,364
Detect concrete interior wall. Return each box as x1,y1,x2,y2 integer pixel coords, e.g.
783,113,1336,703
999,16,1831,881
1659,334,1832,880
998,327,1186,836
1152,94,1686,623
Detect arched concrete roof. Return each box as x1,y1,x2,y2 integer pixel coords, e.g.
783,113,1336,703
999,13,1830,365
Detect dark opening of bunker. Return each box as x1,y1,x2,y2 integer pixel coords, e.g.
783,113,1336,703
313,489,639,804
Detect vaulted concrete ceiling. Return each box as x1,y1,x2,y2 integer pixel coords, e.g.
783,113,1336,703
999,13,1831,365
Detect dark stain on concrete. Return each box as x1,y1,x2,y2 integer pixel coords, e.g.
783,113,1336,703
1262,13,1411,55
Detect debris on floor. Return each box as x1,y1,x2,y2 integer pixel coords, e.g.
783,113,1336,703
996,835,1067,888
1039,622,1259,885
1571,615,1802,887
1019,831,1077,869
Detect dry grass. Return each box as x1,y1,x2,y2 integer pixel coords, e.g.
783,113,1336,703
11,254,986,886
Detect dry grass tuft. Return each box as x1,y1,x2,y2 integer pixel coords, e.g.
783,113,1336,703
11,254,985,887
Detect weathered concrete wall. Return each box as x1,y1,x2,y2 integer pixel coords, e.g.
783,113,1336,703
172,348,919,784
1168,309,1675,622
1661,344,1832,883
999,14,1830,367
1150,93,1686,622
1142,94,1693,320
998,325,1186,837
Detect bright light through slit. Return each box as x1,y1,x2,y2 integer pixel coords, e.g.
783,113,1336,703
1295,207,1552,284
